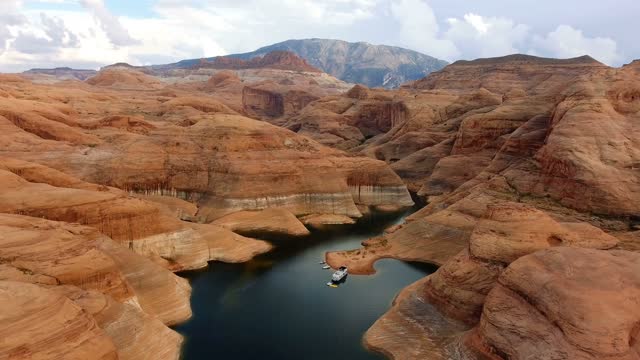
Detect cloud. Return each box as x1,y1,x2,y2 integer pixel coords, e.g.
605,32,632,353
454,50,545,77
531,25,621,65
444,13,530,60
0,0,631,71
133,0,382,58
0,1,26,55
12,13,79,54
388,0,621,65
390,0,458,60
389,0,530,61
80,0,139,46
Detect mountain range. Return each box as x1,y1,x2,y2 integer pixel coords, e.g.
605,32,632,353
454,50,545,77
169,39,449,88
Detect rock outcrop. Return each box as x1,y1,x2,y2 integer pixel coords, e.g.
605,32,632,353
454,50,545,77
315,55,639,358
197,50,321,73
86,69,165,90
0,281,119,360
361,202,621,360
326,54,638,276
212,208,311,237
0,75,413,225
422,202,618,324
0,158,272,271
0,214,189,359
468,248,640,360
23,67,98,82
207,70,241,87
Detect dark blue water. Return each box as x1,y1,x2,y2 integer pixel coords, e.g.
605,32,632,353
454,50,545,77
175,209,437,360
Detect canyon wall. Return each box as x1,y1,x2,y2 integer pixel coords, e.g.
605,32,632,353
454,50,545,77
0,66,414,358
321,55,640,359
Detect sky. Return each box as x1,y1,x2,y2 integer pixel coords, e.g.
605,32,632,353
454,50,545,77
0,0,638,72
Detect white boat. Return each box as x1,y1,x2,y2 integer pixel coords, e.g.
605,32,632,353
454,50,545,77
331,266,348,282
322,265,331,269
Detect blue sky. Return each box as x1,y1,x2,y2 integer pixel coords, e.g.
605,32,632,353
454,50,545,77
24,0,156,17
1,0,638,72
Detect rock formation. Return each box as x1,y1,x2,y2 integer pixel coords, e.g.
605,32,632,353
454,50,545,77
321,54,640,359
242,83,321,118
0,214,189,359
0,74,413,224
0,66,414,358
468,248,640,360
196,50,321,73
2,49,639,360
0,281,119,360
86,68,165,90
0,157,273,271
212,208,311,237
23,67,98,82
207,70,241,87
422,202,618,324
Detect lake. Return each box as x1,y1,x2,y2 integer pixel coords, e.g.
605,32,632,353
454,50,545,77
175,208,437,360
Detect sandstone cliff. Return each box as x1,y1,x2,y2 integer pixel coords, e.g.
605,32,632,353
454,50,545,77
321,55,640,360
0,214,189,359
0,68,414,358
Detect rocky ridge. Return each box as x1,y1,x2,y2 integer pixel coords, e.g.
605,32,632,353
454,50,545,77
318,54,640,359
172,38,449,88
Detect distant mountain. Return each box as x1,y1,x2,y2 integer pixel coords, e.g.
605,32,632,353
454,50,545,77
169,39,449,88
193,51,321,73
23,67,97,81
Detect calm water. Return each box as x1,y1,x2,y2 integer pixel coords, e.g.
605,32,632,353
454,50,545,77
175,209,437,360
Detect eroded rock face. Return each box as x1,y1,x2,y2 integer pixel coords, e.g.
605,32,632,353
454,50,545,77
318,53,640,358
422,202,618,324
54,286,184,360
0,281,119,360
242,85,285,117
212,208,311,237
0,77,413,224
0,214,189,359
86,68,165,90
207,70,241,87
361,202,623,360
242,83,322,119
3,51,639,360
0,63,413,359
326,54,639,285
0,158,273,271
468,248,640,360
294,55,639,225
409,54,605,94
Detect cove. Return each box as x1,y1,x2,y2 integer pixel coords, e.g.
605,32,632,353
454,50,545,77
175,208,437,360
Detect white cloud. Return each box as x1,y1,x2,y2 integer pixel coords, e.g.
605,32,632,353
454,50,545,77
12,13,79,54
390,0,459,60
388,1,621,65
464,14,490,34
531,25,621,65
389,1,529,61
0,0,26,55
80,0,139,46
0,0,629,71
444,13,530,60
